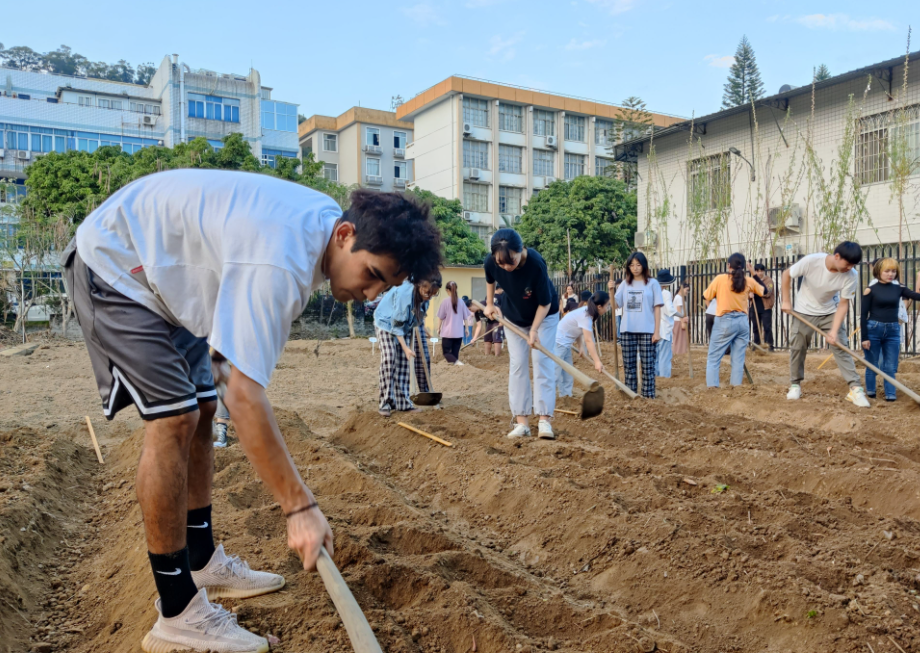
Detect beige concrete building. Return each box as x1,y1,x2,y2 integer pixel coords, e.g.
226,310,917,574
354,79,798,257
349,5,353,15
396,75,683,241
299,107,413,192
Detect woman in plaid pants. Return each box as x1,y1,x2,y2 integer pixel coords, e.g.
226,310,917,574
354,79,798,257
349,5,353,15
614,252,664,398
373,274,441,416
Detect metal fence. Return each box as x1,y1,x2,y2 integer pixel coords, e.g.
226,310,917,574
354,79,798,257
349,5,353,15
552,242,920,356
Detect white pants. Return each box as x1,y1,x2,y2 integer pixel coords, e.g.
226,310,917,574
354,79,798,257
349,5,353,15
505,312,559,418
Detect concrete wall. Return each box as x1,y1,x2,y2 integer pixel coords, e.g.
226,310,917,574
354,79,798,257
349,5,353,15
423,266,487,334
407,97,460,200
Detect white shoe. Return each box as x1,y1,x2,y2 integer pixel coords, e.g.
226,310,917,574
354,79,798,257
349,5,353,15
786,384,802,400
213,423,228,448
192,544,285,600
506,423,531,439
846,386,871,408
141,588,268,653
537,420,555,440
455,361,465,366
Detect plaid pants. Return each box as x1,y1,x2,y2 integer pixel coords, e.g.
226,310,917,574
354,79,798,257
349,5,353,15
376,326,431,411
621,332,657,398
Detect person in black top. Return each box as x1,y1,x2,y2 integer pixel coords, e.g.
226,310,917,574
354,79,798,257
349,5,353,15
483,229,560,440
860,258,920,401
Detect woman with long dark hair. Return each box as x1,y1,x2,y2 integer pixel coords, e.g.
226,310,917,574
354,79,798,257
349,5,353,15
671,282,691,358
436,280,473,365
483,229,560,439
554,291,610,397
614,252,663,398
702,253,762,387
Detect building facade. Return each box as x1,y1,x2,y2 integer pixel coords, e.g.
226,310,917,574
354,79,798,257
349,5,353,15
617,51,920,268
0,54,299,202
396,75,683,241
299,107,413,193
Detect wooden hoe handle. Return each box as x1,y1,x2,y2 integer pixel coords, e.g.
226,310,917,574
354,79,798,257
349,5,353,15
316,548,383,653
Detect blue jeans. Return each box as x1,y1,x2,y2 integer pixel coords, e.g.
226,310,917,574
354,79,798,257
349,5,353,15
865,320,900,399
706,312,749,387
656,338,672,377
554,343,575,397
615,315,621,336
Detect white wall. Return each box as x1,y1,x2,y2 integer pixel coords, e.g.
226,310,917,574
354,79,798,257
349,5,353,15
407,97,460,200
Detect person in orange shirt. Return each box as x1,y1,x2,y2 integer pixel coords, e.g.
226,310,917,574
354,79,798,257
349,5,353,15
703,253,764,387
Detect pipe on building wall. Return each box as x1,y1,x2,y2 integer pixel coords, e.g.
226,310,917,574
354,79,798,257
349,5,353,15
179,62,190,144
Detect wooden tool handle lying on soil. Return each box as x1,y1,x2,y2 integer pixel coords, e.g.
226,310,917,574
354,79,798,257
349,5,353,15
575,350,638,399
789,311,920,405
316,548,383,653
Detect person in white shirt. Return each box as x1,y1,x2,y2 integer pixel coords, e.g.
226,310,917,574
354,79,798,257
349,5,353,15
62,170,443,653
614,252,664,398
554,291,610,397
655,269,678,378
705,297,718,341
780,241,869,407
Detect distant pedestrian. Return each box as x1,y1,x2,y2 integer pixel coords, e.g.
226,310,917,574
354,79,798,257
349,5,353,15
705,297,717,341
560,284,577,313
436,281,473,365
614,252,663,398
555,291,610,397
462,296,474,344
656,269,678,378
672,282,691,358
749,264,775,350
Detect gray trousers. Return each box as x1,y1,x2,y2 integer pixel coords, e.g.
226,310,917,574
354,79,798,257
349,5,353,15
789,313,860,387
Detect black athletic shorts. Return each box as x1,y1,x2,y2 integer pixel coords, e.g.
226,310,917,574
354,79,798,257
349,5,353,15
63,243,216,421
483,322,503,344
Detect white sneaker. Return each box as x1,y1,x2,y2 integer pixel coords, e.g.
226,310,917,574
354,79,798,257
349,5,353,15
537,420,555,440
192,544,285,600
506,423,531,439
455,361,465,366
213,423,228,448
141,588,268,653
846,386,871,408
786,384,802,400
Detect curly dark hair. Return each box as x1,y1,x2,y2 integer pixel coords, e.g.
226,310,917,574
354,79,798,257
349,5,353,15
346,190,443,283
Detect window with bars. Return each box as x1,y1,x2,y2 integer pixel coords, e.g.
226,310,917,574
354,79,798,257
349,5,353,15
564,153,586,179
498,144,523,173
595,157,613,177
463,97,490,127
856,107,920,184
463,140,489,169
533,109,555,136
463,182,488,212
564,115,586,142
533,149,554,177
688,153,731,212
323,163,338,181
498,104,523,133
595,119,615,146
499,186,523,215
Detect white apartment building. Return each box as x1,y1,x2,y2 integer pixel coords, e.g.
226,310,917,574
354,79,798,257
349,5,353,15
299,107,412,192
0,54,299,198
616,50,920,267
396,75,682,240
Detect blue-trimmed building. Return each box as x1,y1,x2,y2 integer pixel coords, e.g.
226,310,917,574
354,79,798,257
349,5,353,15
0,53,300,198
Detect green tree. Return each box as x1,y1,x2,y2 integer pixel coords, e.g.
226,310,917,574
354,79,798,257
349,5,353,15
516,176,636,275
106,60,135,83
42,45,89,76
1,46,43,71
614,96,654,142
815,64,831,82
722,35,765,108
84,61,110,79
135,62,157,85
409,188,488,266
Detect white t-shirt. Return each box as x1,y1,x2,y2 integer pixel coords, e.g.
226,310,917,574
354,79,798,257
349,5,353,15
659,288,677,341
615,279,664,334
789,252,858,316
556,306,594,349
76,169,340,388
673,294,684,316
706,298,718,316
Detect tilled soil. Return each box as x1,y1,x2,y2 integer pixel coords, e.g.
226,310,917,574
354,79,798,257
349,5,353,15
2,339,920,653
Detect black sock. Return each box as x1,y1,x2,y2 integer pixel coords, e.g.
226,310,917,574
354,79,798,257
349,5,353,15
186,505,216,571
148,548,198,618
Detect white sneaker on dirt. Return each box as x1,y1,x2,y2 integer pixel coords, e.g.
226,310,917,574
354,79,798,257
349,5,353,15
213,423,228,448
786,384,802,400
192,544,285,600
141,588,268,653
846,386,871,408
506,424,531,439
537,420,555,440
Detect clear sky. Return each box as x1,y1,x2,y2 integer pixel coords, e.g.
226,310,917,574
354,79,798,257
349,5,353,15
8,0,915,120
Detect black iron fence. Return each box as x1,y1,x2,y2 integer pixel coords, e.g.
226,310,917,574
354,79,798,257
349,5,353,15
552,242,920,356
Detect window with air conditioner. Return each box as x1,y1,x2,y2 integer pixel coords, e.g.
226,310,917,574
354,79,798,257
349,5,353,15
498,104,523,133
394,161,407,179
687,153,731,212
462,97,490,128
323,133,337,152
564,115,586,142
323,163,338,181
499,186,522,215
394,131,407,149
564,153,586,180
367,127,380,147
533,110,555,137
463,182,488,213
533,149,554,177
366,157,381,176
463,140,489,169
498,144,523,173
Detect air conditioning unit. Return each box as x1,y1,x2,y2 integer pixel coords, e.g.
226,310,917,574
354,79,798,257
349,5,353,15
546,135,557,149
462,122,473,136
634,230,657,249
17,150,31,160
365,174,383,186
363,144,382,154
773,242,802,258
393,178,406,188
141,115,156,126
768,204,803,232
464,168,481,180
463,211,473,221
394,148,406,158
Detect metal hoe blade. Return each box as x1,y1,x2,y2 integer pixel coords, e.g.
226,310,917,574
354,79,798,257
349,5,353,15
580,386,605,420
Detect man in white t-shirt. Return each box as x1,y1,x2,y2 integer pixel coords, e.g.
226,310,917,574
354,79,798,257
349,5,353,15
780,241,869,407
62,170,443,653
655,269,678,377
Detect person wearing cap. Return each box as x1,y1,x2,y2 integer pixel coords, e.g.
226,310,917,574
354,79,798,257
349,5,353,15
749,264,775,350
655,269,678,378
